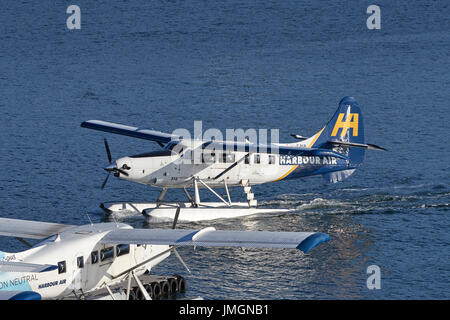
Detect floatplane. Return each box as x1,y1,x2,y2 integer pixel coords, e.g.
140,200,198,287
81,97,385,222
0,215,329,300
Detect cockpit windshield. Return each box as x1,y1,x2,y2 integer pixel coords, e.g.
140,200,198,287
164,141,177,150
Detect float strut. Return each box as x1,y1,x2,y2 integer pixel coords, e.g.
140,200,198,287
156,188,168,207
193,178,200,207
132,271,151,300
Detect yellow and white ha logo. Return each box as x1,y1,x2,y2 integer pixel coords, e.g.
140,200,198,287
331,113,359,137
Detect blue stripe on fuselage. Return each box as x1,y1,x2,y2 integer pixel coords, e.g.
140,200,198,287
282,157,352,180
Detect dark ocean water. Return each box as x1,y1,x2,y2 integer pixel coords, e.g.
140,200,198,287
0,1,449,299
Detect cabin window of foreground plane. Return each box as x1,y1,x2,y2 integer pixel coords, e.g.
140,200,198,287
100,247,115,261
77,256,84,268
254,154,261,164
245,155,250,164
116,244,130,257
269,155,275,164
91,251,99,264
58,261,66,274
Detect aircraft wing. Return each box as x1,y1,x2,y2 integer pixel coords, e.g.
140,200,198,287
0,217,74,239
100,228,330,253
81,120,179,144
0,261,57,273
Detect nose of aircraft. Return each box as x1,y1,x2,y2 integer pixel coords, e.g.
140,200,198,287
103,160,130,177
104,163,118,172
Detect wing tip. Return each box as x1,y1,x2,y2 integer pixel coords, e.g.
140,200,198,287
9,291,42,300
297,232,330,253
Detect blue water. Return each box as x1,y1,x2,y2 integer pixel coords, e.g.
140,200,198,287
1,1,449,299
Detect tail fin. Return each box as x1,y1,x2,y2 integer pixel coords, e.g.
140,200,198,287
312,96,365,166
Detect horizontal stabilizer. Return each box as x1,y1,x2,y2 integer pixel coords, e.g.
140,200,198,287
101,228,330,253
290,134,308,140
326,140,387,151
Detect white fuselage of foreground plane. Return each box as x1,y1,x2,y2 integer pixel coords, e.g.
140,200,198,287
0,223,168,299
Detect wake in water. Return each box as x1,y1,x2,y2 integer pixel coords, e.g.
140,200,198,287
259,183,450,216
87,183,449,222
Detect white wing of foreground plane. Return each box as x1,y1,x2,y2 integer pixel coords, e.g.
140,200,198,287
0,217,329,300
101,227,330,253
0,217,74,239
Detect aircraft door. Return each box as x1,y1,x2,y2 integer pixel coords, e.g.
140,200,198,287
133,244,147,265
72,252,84,292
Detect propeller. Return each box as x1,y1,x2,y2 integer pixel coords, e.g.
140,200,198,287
104,138,112,163
101,139,129,190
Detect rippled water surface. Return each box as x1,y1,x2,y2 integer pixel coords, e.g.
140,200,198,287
0,1,449,299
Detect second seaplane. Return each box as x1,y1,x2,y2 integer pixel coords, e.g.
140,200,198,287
81,97,385,222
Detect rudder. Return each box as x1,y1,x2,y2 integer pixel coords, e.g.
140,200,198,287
312,96,365,166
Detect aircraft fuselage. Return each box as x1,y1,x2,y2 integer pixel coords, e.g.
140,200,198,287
112,142,353,188
0,223,169,299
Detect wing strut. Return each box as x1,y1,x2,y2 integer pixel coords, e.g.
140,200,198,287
171,206,191,273
214,153,250,180
110,246,175,279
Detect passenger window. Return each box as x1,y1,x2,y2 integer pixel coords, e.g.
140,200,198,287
245,155,250,164
116,244,130,257
254,154,260,164
226,153,235,163
269,155,275,164
77,256,84,268
100,247,115,261
202,152,216,163
58,261,66,274
91,251,99,264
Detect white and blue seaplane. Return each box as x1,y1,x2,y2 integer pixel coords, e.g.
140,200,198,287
0,215,329,300
81,97,385,222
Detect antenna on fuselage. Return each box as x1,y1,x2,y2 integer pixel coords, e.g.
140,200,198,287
111,214,119,228
85,212,94,226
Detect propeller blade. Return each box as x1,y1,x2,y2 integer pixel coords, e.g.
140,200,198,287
101,173,110,190
104,164,129,177
104,138,112,163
